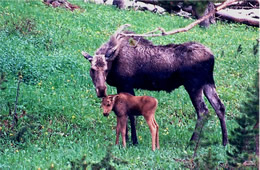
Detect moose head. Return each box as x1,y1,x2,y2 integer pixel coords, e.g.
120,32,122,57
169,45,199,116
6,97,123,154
82,25,129,97
82,52,108,97
82,40,120,97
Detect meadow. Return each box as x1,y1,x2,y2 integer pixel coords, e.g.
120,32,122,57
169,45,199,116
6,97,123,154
0,1,258,169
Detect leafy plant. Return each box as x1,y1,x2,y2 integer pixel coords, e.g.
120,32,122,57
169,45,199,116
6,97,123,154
179,115,222,169
69,145,128,170
227,72,259,168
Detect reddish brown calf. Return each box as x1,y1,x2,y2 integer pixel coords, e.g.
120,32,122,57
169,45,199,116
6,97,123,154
101,92,159,151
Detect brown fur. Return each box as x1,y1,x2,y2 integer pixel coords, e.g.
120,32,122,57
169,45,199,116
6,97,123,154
101,93,159,151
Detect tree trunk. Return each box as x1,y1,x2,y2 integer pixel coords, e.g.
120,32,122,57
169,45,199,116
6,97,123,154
113,0,125,9
137,0,182,12
193,2,216,27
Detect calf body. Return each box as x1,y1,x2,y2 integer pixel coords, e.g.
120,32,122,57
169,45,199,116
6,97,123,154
101,93,159,151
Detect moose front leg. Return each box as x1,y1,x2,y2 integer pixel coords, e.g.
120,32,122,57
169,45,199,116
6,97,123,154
129,115,138,145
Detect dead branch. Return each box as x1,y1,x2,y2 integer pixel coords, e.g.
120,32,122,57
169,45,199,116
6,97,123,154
120,0,239,37
43,0,80,11
12,73,22,129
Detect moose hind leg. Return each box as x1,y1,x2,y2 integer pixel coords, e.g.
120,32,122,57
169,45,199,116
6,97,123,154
204,84,228,146
185,86,209,142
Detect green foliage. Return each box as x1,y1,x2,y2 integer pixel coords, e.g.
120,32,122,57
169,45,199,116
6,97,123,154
183,1,209,15
182,115,222,169
68,145,128,169
194,147,220,170
0,0,258,169
91,145,128,170
227,72,259,168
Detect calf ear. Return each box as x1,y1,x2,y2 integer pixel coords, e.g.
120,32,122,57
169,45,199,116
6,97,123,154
108,95,114,101
82,51,93,62
112,95,119,102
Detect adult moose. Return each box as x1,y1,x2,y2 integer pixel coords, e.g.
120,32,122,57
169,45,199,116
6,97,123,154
82,25,228,146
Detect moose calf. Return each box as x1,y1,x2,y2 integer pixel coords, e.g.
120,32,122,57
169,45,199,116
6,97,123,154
101,92,159,151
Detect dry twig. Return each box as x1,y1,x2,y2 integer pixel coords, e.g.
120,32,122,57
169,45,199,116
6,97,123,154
11,73,22,129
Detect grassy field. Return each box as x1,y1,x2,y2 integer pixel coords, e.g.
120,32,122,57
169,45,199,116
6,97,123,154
0,1,258,169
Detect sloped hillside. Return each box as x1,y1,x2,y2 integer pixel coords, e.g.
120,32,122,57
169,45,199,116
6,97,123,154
0,1,258,169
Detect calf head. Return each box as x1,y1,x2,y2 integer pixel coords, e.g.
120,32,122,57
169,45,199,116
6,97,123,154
101,95,118,116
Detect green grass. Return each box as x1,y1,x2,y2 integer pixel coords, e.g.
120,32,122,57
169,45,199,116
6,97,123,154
0,1,258,169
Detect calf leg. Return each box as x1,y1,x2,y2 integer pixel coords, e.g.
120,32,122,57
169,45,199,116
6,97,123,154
120,116,128,147
125,122,129,142
153,117,160,149
185,86,209,142
117,87,138,145
144,115,157,151
204,84,228,146
116,117,121,145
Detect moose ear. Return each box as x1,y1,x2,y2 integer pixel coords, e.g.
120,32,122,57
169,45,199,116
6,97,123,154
82,51,93,62
105,47,116,60
105,35,120,61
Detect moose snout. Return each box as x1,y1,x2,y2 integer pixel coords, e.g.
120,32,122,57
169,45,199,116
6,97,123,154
96,86,107,98
103,113,109,117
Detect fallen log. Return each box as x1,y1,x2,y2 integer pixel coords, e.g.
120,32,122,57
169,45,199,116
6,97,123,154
43,0,80,11
216,8,259,26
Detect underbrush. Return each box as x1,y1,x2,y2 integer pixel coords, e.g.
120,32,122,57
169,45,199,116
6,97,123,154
0,0,258,169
